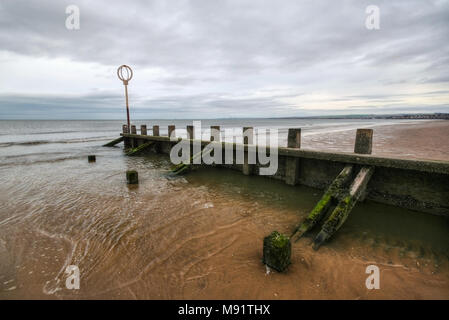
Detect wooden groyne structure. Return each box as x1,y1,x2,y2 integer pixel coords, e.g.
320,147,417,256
105,123,449,270
109,123,449,217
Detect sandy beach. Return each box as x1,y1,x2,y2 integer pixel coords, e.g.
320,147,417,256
302,120,449,161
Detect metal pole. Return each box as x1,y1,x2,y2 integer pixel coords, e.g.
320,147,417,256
117,65,133,134
124,84,130,133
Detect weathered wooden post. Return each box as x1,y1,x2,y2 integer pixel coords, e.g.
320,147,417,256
126,170,138,184
153,125,160,136
130,125,137,148
123,124,131,149
168,125,176,139
187,125,195,159
243,127,254,175
210,125,220,141
285,128,301,185
88,155,96,163
313,166,374,250
187,125,194,139
263,231,291,272
152,125,161,153
141,125,147,135
354,129,373,154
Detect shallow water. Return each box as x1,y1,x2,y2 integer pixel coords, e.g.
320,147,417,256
0,120,448,299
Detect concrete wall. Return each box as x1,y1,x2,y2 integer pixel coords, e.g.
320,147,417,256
123,134,449,216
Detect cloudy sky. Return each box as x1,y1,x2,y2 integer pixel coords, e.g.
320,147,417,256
0,0,448,119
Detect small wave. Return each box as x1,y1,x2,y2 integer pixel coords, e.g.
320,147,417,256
0,136,113,148
0,155,88,167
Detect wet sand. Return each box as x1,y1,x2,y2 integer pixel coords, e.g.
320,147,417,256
302,120,449,161
0,120,448,299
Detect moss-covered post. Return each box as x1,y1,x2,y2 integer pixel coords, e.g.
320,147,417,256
354,129,373,154
126,170,139,184
243,127,254,175
141,125,147,135
313,166,374,250
103,136,124,147
291,165,353,241
131,125,137,134
285,128,301,185
263,231,291,272
88,155,96,163
125,141,154,156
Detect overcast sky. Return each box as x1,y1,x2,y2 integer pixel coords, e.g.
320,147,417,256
0,0,448,119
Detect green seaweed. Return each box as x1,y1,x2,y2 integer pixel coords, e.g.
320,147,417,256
170,147,213,175
125,141,154,156
291,165,353,240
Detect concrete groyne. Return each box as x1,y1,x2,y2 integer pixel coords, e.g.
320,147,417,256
111,124,449,217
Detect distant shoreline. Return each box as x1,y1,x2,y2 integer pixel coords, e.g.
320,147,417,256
1,112,448,121
275,113,449,120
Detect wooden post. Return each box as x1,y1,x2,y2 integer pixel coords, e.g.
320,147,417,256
123,124,131,149
168,125,176,139
291,165,353,241
354,129,373,154
141,125,147,135
210,126,220,141
103,136,124,147
285,128,301,185
153,125,160,136
263,231,291,272
187,125,194,158
88,155,96,163
125,141,154,156
126,170,139,184
243,127,254,175
313,166,374,250
187,125,194,140
152,125,161,153
130,125,137,148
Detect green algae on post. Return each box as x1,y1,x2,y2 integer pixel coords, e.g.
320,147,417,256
126,170,139,184
313,166,374,250
125,141,154,156
103,136,124,147
291,164,353,241
263,231,291,272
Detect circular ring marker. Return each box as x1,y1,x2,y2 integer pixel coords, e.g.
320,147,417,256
117,65,133,84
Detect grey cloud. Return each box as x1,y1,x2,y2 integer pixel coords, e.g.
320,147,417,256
0,0,448,118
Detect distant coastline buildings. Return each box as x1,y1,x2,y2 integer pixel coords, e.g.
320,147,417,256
282,113,449,120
